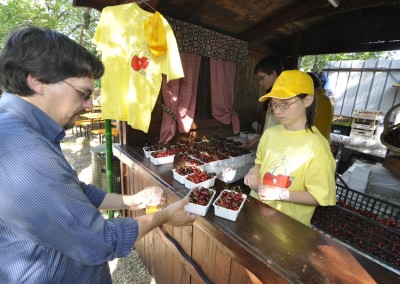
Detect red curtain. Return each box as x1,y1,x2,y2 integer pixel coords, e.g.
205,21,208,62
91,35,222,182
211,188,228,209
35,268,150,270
159,52,201,143
210,58,240,134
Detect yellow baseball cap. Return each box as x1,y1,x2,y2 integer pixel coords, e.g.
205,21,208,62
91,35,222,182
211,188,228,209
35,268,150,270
259,70,314,102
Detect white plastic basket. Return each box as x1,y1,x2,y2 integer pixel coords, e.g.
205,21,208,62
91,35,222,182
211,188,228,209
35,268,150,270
213,190,247,221
184,188,216,216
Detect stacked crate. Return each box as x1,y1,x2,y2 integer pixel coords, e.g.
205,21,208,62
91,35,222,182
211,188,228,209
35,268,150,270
331,116,352,136
350,110,382,139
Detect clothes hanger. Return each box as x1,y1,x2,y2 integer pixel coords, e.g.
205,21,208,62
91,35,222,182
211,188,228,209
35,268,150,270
134,0,157,13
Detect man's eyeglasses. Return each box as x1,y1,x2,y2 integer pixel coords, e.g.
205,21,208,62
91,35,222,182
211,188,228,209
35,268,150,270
268,98,302,111
62,80,93,101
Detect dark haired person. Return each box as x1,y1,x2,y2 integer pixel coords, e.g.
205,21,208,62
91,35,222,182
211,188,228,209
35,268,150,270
307,71,334,141
244,55,284,148
0,25,195,283
244,70,336,226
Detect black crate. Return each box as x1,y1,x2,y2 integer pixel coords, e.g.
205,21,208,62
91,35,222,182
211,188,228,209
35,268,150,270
331,125,351,136
311,183,400,270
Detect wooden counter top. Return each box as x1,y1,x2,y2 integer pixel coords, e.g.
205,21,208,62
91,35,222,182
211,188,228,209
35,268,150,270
113,144,400,283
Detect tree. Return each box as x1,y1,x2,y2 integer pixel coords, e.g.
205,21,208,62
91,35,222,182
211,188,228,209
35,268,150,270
0,0,100,55
300,51,398,72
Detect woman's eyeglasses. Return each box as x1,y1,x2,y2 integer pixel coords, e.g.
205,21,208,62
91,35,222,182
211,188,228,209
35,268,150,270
62,80,93,101
268,98,302,110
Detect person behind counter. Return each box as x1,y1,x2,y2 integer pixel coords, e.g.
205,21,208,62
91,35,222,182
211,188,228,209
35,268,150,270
0,25,196,283
307,72,334,141
243,55,283,148
244,70,336,226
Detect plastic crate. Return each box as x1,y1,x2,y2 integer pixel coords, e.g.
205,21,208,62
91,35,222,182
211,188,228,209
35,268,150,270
91,144,121,194
311,183,400,269
331,125,351,136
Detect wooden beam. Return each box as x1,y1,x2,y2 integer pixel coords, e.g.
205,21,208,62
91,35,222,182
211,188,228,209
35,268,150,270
240,0,324,42
303,0,400,19
189,0,215,22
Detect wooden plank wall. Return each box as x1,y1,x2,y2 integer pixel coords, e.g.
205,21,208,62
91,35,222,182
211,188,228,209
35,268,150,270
122,163,264,283
323,59,400,123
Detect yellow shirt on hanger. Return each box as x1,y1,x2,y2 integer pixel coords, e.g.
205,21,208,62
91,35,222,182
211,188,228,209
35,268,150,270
93,3,184,132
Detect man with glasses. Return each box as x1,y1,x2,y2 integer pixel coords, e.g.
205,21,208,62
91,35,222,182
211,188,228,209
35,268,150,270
243,55,283,148
0,25,196,283
244,70,336,226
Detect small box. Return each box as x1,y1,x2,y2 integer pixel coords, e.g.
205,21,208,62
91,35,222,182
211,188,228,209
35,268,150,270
143,147,155,158
230,155,243,163
218,158,231,166
184,176,216,190
213,190,247,221
352,109,382,120
172,169,188,184
184,188,216,216
150,154,175,165
204,160,219,172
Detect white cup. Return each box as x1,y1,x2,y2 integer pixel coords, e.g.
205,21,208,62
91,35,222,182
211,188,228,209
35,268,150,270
143,186,163,214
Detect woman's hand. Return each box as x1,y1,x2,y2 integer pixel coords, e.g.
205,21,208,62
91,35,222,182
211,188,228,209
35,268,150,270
244,165,260,190
257,185,282,201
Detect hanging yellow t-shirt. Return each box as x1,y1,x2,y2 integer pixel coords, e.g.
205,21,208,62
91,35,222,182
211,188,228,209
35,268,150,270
251,124,336,226
93,3,184,132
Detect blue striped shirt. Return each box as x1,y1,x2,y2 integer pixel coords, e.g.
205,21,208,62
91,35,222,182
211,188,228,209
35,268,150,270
0,93,138,283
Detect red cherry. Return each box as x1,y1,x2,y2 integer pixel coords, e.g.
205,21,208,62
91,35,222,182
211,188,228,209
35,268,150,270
276,174,291,188
263,172,277,186
131,56,150,71
131,55,141,71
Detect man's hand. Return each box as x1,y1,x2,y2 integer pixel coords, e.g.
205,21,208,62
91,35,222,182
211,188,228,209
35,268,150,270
156,196,197,227
122,188,167,211
136,196,196,240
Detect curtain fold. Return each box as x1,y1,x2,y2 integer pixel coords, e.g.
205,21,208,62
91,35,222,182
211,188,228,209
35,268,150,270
210,58,240,134
160,52,202,143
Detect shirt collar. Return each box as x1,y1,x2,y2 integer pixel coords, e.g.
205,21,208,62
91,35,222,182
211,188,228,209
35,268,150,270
0,92,66,143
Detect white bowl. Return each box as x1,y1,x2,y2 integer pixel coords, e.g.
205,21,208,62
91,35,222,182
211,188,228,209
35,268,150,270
184,188,216,216
213,190,247,221
184,176,216,190
172,169,187,184
143,147,155,158
150,154,175,165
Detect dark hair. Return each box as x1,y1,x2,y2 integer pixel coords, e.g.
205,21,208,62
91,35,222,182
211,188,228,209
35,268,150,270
297,93,317,131
0,25,104,96
254,55,284,76
307,72,322,89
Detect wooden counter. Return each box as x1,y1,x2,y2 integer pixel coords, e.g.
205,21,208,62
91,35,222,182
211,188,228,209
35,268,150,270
113,145,400,284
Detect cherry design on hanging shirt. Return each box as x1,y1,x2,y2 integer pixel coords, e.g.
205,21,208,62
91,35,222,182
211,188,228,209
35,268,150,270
131,55,149,71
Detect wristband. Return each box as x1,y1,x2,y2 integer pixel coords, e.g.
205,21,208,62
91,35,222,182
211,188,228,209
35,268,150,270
279,189,288,201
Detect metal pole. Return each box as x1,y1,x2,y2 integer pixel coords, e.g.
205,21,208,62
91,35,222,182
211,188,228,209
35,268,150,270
105,119,114,218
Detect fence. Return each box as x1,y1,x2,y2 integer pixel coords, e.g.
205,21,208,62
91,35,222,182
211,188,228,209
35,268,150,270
323,59,400,124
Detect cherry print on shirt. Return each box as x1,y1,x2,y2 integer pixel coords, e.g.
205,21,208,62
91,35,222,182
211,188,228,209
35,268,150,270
131,55,150,71
262,156,293,188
